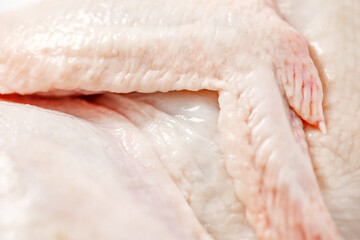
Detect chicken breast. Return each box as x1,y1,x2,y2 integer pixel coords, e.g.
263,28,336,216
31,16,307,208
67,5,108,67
0,99,217,240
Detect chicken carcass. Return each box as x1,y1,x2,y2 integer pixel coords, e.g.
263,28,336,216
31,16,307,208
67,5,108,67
0,0,357,239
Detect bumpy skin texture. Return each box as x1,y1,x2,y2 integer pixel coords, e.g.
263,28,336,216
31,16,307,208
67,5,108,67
0,0,341,239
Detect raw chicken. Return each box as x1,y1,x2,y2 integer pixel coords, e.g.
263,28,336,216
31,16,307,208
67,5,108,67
0,0,357,239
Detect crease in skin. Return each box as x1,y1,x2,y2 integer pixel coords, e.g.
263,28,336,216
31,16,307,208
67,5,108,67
0,0,338,239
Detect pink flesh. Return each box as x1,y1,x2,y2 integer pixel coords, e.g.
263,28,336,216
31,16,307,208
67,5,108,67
0,0,341,239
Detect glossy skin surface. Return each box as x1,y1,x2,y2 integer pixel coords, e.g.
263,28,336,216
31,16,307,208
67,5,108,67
0,0,346,239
